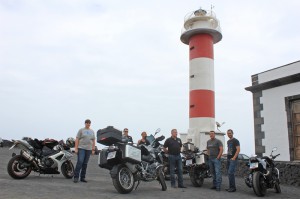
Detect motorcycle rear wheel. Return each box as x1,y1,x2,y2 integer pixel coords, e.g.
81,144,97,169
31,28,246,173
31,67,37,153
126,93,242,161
157,168,167,191
7,155,32,179
252,171,267,197
112,165,135,194
61,160,74,179
190,167,204,187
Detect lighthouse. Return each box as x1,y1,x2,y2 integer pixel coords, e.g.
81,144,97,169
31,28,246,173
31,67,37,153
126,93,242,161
180,8,224,150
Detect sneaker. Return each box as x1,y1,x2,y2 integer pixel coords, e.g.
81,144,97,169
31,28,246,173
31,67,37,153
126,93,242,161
73,178,78,183
178,185,187,188
227,188,236,192
171,185,177,188
225,188,230,191
210,186,216,189
80,179,88,183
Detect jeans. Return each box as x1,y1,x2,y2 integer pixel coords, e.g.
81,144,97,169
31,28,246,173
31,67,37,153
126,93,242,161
227,159,237,189
209,158,222,189
169,154,184,187
74,148,92,179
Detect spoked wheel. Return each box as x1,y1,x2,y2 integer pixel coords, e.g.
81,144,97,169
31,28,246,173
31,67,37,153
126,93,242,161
190,167,204,187
7,155,32,179
61,160,74,179
157,168,167,191
252,171,267,197
112,165,135,194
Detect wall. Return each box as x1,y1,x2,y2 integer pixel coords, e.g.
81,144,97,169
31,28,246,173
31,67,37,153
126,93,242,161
260,82,300,161
258,61,300,84
221,160,300,186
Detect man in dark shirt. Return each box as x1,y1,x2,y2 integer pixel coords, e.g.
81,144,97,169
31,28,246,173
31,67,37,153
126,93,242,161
207,130,223,191
163,129,186,188
226,129,240,192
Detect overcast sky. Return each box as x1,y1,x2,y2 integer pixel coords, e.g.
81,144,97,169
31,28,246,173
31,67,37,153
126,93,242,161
1,0,299,155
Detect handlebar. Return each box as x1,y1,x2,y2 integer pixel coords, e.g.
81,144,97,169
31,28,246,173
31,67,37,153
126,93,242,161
272,154,280,159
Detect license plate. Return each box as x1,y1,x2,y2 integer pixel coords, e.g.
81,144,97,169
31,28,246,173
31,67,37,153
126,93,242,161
186,159,193,166
250,162,258,169
107,151,116,160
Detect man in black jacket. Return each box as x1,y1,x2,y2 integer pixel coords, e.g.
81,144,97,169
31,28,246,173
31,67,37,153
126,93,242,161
163,129,186,188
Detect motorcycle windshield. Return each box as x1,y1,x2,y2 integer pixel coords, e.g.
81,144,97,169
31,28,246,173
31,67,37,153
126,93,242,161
146,135,155,145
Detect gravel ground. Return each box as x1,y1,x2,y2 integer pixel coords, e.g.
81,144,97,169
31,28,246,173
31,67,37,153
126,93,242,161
0,147,299,199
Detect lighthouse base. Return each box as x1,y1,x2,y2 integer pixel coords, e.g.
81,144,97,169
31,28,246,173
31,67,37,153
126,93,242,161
180,129,225,151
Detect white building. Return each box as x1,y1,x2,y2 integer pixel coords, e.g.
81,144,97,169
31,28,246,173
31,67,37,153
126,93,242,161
246,61,300,161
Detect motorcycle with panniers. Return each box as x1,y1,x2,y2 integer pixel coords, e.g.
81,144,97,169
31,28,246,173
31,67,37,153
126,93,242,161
245,147,281,197
7,138,74,179
97,126,167,194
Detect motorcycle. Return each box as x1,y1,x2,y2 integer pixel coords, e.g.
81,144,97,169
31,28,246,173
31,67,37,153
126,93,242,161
97,126,167,194
189,149,211,187
7,138,74,179
245,147,281,197
162,142,201,180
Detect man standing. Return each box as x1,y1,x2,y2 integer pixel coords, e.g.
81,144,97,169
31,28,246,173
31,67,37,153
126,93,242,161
73,119,96,183
207,130,223,191
163,129,186,188
226,129,240,192
122,128,133,143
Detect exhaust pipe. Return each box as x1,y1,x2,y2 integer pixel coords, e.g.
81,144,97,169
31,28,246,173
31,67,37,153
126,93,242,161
21,150,34,162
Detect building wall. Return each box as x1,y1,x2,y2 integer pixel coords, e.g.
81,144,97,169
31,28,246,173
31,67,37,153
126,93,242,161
245,60,300,161
260,82,300,161
258,61,300,83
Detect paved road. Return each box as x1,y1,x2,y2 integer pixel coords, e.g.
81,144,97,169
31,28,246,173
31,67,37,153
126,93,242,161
0,147,299,199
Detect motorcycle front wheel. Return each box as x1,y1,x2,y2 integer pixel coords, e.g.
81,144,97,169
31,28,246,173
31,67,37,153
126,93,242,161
112,165,135,194
61,160,74,179
7,155,32,179
274,181,281,193
157,168,167,191
252,171,267,197
190,167,204,187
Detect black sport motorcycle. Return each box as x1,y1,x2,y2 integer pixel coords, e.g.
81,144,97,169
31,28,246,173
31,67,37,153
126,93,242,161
245,147,281,197
7,138,74,179
98,127,167,194
189,149,211,187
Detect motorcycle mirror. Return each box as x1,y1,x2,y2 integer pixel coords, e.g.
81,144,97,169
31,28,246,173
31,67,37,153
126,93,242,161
272,147,277,152
154,128,161,135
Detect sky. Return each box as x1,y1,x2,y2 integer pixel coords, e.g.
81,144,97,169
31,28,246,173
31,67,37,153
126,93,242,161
1,0,300,155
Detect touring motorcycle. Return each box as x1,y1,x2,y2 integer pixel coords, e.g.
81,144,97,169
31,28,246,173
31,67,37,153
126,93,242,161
244,147,281,197
7,138,74,179
97,126,167,194
189,149,211,187
162,142,207,182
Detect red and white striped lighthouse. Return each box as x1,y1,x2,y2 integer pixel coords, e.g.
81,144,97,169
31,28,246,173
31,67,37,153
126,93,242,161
180,8,223,149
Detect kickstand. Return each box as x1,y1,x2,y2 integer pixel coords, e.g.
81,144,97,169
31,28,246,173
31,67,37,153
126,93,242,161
135,180,140,190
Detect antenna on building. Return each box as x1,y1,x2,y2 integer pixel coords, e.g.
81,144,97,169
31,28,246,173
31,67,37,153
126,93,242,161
211,4,215,12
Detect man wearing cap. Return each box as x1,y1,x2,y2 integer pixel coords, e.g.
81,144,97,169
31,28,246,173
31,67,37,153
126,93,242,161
73,119,96,183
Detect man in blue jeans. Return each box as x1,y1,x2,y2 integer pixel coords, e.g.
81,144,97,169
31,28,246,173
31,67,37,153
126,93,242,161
73,119,96,183
207,131,223,191
225,129,240,192
163,129,186,188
